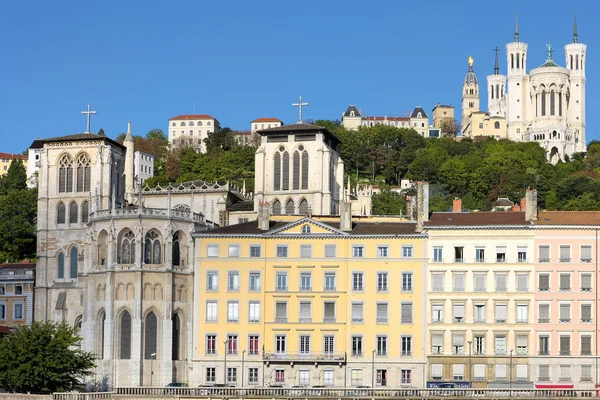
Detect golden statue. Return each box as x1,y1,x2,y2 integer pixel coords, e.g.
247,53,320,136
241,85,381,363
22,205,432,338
468,55,474,67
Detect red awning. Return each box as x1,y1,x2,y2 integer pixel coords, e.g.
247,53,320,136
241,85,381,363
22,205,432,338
535,384,574,389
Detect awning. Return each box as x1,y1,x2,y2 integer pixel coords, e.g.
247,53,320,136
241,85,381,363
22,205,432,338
535,384,574,389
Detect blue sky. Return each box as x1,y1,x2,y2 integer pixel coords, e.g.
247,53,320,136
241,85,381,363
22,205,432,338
0,0,597,153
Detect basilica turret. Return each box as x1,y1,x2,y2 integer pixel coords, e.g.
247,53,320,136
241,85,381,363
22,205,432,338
461,55,480,136
506,13,528,141
564,13,587,152
487,47,507,117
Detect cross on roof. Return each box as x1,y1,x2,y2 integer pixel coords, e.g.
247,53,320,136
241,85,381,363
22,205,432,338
292,95,309,124
81,104,97,133
546,43,554,60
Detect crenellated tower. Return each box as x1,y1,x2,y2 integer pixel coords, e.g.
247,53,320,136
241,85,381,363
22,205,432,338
506,13,528,141
564,13,587,152
487,47,507,117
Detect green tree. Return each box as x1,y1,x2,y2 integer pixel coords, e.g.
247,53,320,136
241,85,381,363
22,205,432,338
97,128,106,136
0,322,95,394
146,129,167,142
372,189,404,216
564,192,600,211
0,189,37,262
0,159,27,194
204,128,236,153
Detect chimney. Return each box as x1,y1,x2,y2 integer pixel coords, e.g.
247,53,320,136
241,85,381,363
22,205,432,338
525,189,538,221
258,202,270,230
340,201,353,231
219,210,229,227
520,197,526,212
453,198,462,213
405,195,413,219
416,181,429,231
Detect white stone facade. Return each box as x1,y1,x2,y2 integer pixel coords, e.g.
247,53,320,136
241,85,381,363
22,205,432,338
134,151,154,184
168,115,221,153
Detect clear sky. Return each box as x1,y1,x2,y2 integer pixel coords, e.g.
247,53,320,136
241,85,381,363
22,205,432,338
0,0,597,153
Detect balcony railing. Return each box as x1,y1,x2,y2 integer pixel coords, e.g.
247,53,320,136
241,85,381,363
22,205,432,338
91,207,204,222
581,258,592,263
263,351,346,362
454,258,464,263
559,318,571,323
539,258,550,263
581,287,592,292
538,350,550,356
559,258,571,263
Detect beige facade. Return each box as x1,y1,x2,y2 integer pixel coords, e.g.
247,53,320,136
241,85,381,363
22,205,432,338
168,115,221,153
468,112,508,139
432,105,455,129
0,262,35,328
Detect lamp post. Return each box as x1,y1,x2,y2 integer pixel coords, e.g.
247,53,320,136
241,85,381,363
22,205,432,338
150,353,156,387
371,350,376,388
509,349,513,392
224,340,230,385
468,340,472,387
242,350,246,387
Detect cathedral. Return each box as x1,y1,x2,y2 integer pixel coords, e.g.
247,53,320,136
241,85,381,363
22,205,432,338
461,16,586,163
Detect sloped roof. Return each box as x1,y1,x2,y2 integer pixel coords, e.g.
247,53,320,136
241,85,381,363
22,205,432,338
169,114,218,121
0,152,27,160
256,124,341,147
252,118,282,123
411,107,428,118
227,201,254,212
536,211,600,225
343,105,361,117
40,133,124,149
425,212,529,227
363,116,408,122
492,198,514,207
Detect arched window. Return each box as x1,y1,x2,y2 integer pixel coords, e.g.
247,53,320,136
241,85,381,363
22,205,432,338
189,121,194,126
570,55,573,69
576,54,579,70
541,90,546,116
69,202,78,224
198,121,203,126
293,151,300,190
558,93,562,116
516,53,520,69
121,231,135,264
550,90,556,115
494,121,500,129
511,54,514,69
144,311,158,359
180,122,186,126
273,152,281,191
282,151,290,190
98,311,105,359
490,85,494,99
301,224,311,234
144,231,161,264
207,122,212,126
301,151,309,190
496,84,500,99
57,202,66,224
58,154,73,193
81,201,89,223
172,313,181,360
285,199,294,214
272,199,281,215
299,199,309,215
70,247,78,278
120,311,132,359
76,153,91,192
171,122,176,127
172,232,181,266
57,252,65,279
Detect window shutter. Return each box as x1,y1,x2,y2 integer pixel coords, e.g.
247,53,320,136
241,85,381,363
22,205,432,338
539,365,549,378
474,365,486,379
453,334,464,346
276,302,287,318
496,246,507,255
376,303,387,321
539,304,549,320
324,302,335,318
581,336,592,354
453,364,464,375
495,365,507,379
453,274,464,290
292,151,300,190
539,245,550,260
495,304,507,320
300,245,311,258
401,303,413,323
432,334,443,346
301,151,309,190
300,303,310,319
517,335,528,347
559,274,570,290
539,274,550,290
559,245,570,260
432,364,443,377
517,305,527,321
453,304,465,319
325,245,336,257
560,336,570,354
581,304,592,321
475,274,486,290
581,245,592,260
432,274,444,290
496,274,507,290
560,304,570,320
516,365,528,379
517,274,528,290
351,303,363,320
582,274,592,290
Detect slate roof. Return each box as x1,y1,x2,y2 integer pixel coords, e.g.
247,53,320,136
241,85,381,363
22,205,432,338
343,105,361,117
425,212,529,227
39,133,125,149
227,201,254,212
363,116,408,122
256,124,341,147
492,198,514,207
411,107,428,118
29,139,44,149
536,211,600,226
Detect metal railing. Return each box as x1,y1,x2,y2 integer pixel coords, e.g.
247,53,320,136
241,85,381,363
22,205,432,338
263,351,346,362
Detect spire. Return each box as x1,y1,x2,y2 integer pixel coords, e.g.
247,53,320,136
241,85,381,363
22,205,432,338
493,47,500,75
125,120,133,141
573,12,579,43
514,12,519,42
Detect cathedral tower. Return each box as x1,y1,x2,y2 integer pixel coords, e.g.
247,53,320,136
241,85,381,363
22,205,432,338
487,47,507,117
461,56,480,136
564,14,587,152
506,13,528,141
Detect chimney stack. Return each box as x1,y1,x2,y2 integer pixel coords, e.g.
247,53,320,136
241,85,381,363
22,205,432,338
520,197,526,212
258,202,270,230
525,189,538,221
453,198,462,213
416,181,429,231
219,210,229,227
340,201,353,231
405,196,413,219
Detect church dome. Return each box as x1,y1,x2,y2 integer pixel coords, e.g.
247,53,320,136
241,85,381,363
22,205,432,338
464,56,478,85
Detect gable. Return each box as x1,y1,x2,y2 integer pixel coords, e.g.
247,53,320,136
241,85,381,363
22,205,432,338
267,218,347,236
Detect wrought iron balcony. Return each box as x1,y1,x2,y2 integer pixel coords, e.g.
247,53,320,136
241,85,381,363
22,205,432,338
263,351,346,362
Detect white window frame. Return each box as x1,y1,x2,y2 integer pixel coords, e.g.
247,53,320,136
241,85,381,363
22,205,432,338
228,245,240,258
249,244,262,258
207,244,219,257
402,245,413,258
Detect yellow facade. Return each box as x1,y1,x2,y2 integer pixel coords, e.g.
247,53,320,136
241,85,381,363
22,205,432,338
193,216,427,388
0,153,27,176
0,264,35,328
469,112,507,139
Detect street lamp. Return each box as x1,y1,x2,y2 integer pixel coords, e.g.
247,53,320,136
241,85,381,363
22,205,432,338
509,349,513,392
468,340,472,387
150,353,156,387
242,350,246,387
224,340,230,385
371,350,376,388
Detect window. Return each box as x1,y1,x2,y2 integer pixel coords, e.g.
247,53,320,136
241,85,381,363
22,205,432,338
432,273,444,291
431,334,443,354
227,335,238,355
539,245,550,262
377,246,388,258
433,247,443,262
324,244,336,258
402,246,413,258
352,336,363,356
0,303,5,320
453,333,464,355
402,272,413,292
377,336,387,356
69,202,78,224
299,335,311,354
581,245,592,262
495,273,507,292
206,367,216,383
581,303,592,323
352,246,364,258
495,365,507,380
207,244,219,257
249,301,260,323
300,244,312,258
474,365,486,381
352,272,363,291
401,302,413,324
401,336,412,356
538,304,550,323
276,245,288,258
559,273,571,291
495,303,507,323
517,273,528,292
249,335,259,355
453,303,465,323
539,365,550,381
496,246,506,262
432,304,444,323
250,245,261,258
206,271,218,291
13,303,23,320
351,369,363,386
275,335,286,354
539,335,549,355
275,301,287,322
227,367,237,384
323,301,336,323
58,154,73,193
475,248,485,262
276,272,287,291
69,247,78,278
454,246,464,262
248,367,259,384
351,302,363,323
14,285,22,295
559,245,571,262
581,365,592,382
249,272,261,291
474,335,485,355
228,272,239,291
479,122,484,129
474,273,486,292
518,247,527,262
453,273,465,292
559,335,571,355
474,304,486,323
301,224,311,234
0,286,4,295
516,304,528,323
560,365,570,382
144,231,161,264
516,335,528,356
538,273,550,292
228,245,240,257
432,364,443,380
206,301,217,322
143,312,157,359
453,364,465,381
376,369,387,386
324,272,336,291
324,335,335,354
377,273,388,292
323,369,334,386
376,302,388,323
57,202,66,224
300,272,312,291
559,303,571,323
299,369,310,386
299,302,311,323
581,335,592,355
581,273,592,292
400,369,411,385
495,335,507,355
227,301,239,322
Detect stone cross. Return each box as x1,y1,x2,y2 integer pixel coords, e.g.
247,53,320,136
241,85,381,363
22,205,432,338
81,104,97,133
292,96,309,124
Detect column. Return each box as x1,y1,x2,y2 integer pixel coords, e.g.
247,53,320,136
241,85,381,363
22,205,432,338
130,232,144,386
162,273,174,386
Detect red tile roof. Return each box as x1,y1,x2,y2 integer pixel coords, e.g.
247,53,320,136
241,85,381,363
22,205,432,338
169,114,217,121
0,260,36,270
536,211,600,225
252,118,282,123
0,152,27,161
363,116,409,122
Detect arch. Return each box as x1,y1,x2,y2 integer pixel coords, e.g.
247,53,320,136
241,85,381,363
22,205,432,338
299,198,309,215
576,54,579,70
496,84,499,100
570,54,573,69
272,199,281,215
282,151,290,190
97,230,108,266
98,310,106,358
301,224,311,234
119,229,136,264
301,151,309,190
144,311,158,359
511,54,514,69
76,153,91,192
126,284,135,300
180,122,186,126
172,232,181,266
541,90,546,116
58,154,73,193
490,85,494,99
550,90,556,115
172,312,183,360
494,121,500,129
144,229,162,264
57,202,66,224
69,201,78,224
293,151,300,190
119,310,132,359
558,92,563,116
273,152,281,191
81,201,89,223
74,315,82,334
285,199,295,215
188,121,194,126
144,284,152,301
154,284,163,301
57,252,65,279
516,53,520,69
70,246,78,278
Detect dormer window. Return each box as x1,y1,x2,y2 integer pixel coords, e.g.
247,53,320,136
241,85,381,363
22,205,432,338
180,122,186,126
301,225,311,234
350,111,355,117
417,112,422,118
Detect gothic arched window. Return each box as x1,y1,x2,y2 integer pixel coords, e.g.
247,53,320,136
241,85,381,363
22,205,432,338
172,232,181,266
282,151,290,190
144,311,158,359
58,154,73,193
57,202,66,224
516,53,520,69
541,90,546,116
511,54,514,69
57,252,65,279
76,153,91,192
144,231,161,264
285,199,294,214
299,199,309,215
121,231,135,264
293,151,300,190
272,199,281,215
120,311,132,359
273,152,281,191
98,311,105,359
496,84,500,99
172,313,181,360
81,201,89,223
550,90,556,116
558,93,562,116
570,55,574,69
70,247,78,278
576,54,579,70
490,85,494,99
301,151,309,190
69,202,78,224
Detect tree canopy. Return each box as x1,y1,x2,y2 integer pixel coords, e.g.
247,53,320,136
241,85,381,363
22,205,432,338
0,322,95,394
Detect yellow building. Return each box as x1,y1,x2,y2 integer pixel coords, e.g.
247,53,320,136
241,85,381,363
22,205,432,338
0,152,27,176
0,262,35,328
468,112,508,139
193,212,427,388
